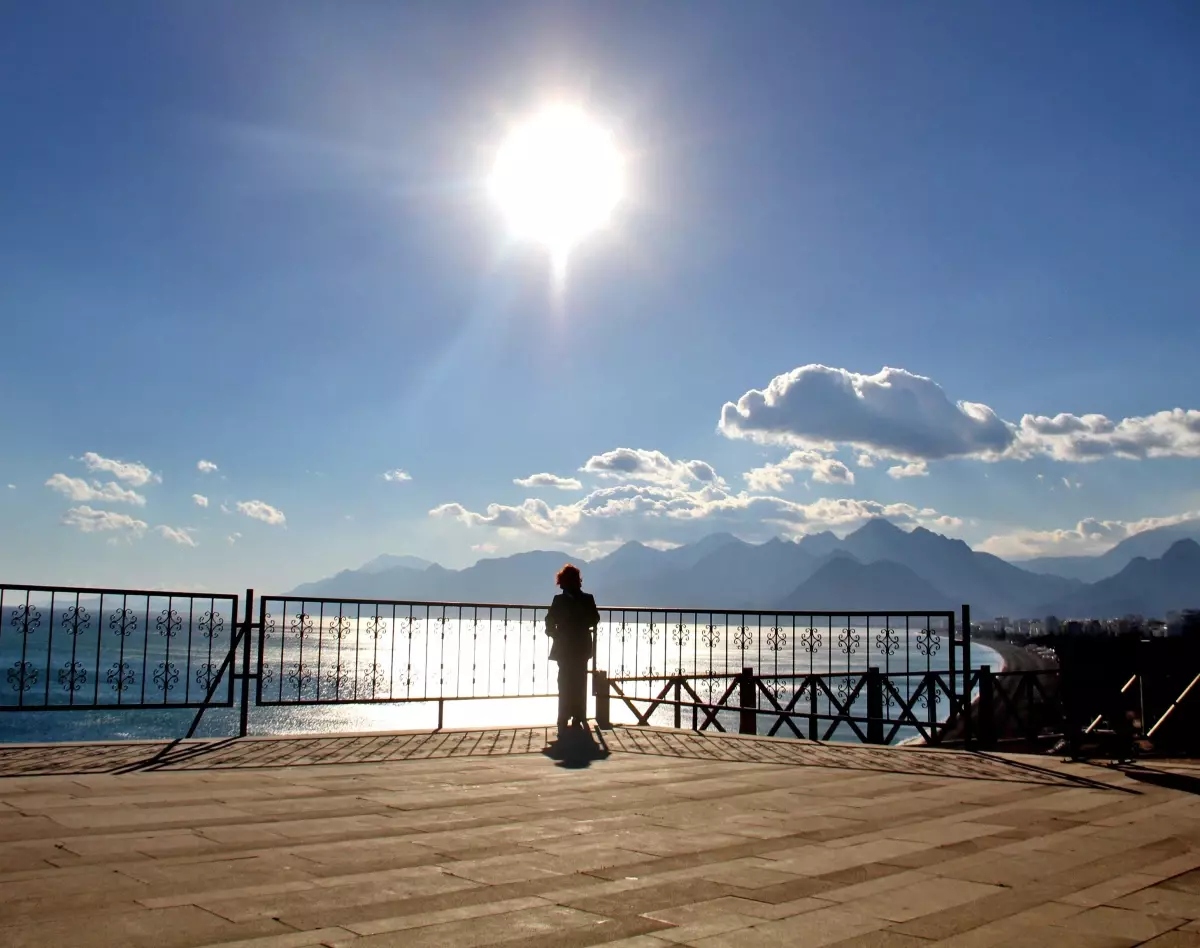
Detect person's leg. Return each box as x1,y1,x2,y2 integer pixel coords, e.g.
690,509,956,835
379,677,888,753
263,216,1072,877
571,661,589,727
556,662,570,730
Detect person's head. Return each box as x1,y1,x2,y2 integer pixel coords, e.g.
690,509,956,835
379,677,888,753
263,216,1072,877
556,563,582,591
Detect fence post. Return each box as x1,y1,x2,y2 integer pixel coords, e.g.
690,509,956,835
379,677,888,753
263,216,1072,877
808,676,819,740
866,667,883,744
739,667,757,735
673,678,682,729
978,665,995,750
238,588,253,738
593,669,611,730
962,604,973,748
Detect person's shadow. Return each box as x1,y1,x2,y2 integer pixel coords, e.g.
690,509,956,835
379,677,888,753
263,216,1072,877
543,724,610,769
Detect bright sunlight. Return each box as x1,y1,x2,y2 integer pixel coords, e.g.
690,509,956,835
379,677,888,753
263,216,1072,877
489,105,623,264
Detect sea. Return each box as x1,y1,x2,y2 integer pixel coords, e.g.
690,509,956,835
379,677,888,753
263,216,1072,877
0,610,1001,746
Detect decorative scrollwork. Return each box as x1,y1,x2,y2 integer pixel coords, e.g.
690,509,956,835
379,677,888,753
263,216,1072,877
838,627,860,656
395,668,417,690
199,611,224,639
107,661,135,693
58,661,87,692
766,678,788,700
699,674,723,700
671,623,690,647
401,616,419,636
700,624,720,648
836,674,855,703
195,663,217,690
733,625,753,650
7,660,38,692
615,622,633,643
364,615,387,639
263,613,276,641
916,627,941,658
260,666,275,687
10,604,42,635
289,613,314,640
875,628,900,657
157,608,183,639
286,664,312,692
800,627,822,653
61,605,91,636
919,679,939,709
365,663,387,695
322,663,351,697
110,608,138,637
766,626,787,651
331,615,354,641
642,621,660,645
434,616,450,638
153,661,180,693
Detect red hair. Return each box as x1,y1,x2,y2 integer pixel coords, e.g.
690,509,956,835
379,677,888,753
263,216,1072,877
556,563,582,589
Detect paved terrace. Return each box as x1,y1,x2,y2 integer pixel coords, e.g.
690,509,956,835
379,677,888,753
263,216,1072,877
2,728,1200,948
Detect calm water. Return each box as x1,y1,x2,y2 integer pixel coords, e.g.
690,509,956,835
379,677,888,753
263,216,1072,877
0,611,1000,745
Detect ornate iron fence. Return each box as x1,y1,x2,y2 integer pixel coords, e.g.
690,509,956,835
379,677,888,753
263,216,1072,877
599,608,971,745
256,597,558,725
2,586,986,747
0,585,240,711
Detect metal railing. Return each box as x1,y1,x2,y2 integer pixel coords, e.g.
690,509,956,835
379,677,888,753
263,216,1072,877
4,588,978,747
0,585,240,711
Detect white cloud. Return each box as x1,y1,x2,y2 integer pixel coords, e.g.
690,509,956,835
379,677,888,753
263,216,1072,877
382,469,412,483
156,525,197,547
432,498,582,536
719,364,1200,467
643,539,683,551
80,452,160,486
192,493,209,508
6,484,15,490
1013,409,1200,462
470,542,498,554
744,450,854,492
197,460,219,474
580,448,726,488
46,474,146,506
227,532,242,545
236,499,286,526
887,461,929,479
719,365,1013,461
978,509,1200,559
62,505,148,537
433,481,958,545
856,453,876,468
514,473,584,491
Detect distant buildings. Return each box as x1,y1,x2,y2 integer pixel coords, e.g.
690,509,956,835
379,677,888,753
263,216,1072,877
972,609,1200,640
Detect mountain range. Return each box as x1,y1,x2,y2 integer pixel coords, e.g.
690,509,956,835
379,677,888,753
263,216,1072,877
290,518,1200,620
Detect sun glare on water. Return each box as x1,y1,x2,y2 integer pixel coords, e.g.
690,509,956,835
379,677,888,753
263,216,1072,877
489,105,623,268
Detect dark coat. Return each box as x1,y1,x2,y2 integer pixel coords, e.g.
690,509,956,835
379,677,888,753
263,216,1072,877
545,590,600,665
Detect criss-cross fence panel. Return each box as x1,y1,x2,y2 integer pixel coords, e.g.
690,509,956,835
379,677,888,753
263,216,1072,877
604,608,968,745
0,585,239,711
256,597,555,706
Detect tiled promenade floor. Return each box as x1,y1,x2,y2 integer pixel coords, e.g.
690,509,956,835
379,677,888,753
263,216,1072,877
2,727,1200,948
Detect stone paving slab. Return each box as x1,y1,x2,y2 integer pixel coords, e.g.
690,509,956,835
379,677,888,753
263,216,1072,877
0,726,1199,947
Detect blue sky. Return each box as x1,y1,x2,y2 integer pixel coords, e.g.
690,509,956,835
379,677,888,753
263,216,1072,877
2,1,1198,593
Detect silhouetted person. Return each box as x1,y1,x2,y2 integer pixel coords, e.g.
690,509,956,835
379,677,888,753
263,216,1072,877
545,563,599,735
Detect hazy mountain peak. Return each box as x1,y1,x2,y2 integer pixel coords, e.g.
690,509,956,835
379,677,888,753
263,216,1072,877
357,553,435,574
849,517,906,539
1163,538,1200,563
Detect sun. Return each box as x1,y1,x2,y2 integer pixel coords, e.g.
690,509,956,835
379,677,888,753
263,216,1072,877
489,105,623,263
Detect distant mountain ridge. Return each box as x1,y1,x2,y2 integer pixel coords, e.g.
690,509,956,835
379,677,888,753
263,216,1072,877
286,518,1200,619
1014,519,1200,583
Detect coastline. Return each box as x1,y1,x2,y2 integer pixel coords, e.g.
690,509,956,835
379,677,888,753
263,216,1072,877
972,636,1059,675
